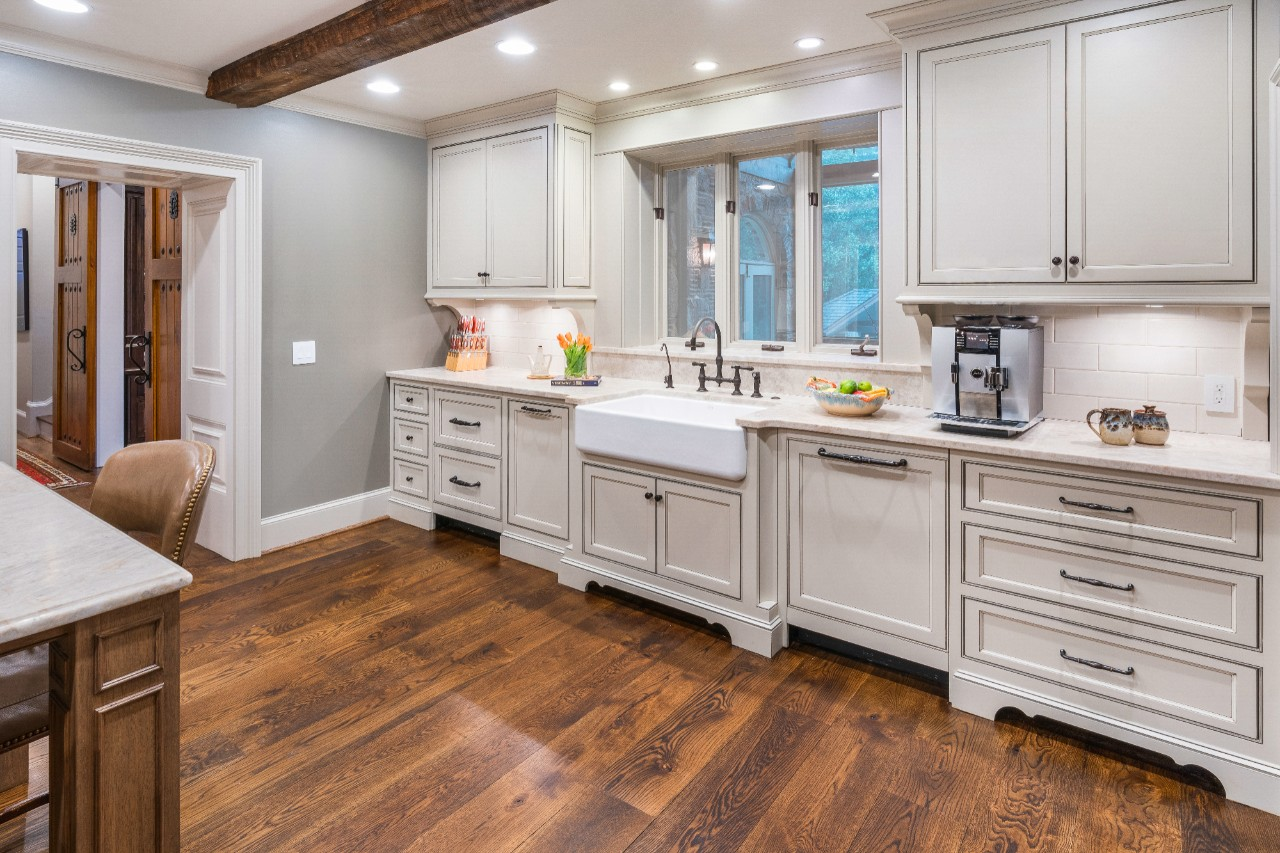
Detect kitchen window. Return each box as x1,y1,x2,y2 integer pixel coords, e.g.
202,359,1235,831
657,131,880,354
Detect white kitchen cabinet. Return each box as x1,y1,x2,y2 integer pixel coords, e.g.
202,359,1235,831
582,463,743,599
911,0,1256,292
919,28,1066,284
428,118,592,293
506,400,570,539
786,437,948,665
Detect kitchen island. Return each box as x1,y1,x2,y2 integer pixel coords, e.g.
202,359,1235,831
0,462,191,852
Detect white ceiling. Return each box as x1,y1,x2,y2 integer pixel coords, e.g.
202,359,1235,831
2,0,898,127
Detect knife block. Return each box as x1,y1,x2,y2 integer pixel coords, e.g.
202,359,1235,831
445,350,489,372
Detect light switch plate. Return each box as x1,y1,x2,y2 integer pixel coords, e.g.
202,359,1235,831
293,340,316,365
1204,374,1233,414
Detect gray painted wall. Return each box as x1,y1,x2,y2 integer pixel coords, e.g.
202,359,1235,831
0,52,450,517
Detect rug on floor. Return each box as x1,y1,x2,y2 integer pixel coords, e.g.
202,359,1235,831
16,449,89,490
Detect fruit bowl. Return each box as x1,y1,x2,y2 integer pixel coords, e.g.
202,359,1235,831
810,386,891,417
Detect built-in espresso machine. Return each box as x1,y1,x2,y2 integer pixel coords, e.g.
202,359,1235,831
931,316,1044,437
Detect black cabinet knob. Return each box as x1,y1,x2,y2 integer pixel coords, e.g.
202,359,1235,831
1069,256,1080,265
1051,257,1062,266
654,495,664,503
644,492,654,500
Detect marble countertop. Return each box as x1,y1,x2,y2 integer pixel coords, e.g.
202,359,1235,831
0,463,193,646
388,366,1279,491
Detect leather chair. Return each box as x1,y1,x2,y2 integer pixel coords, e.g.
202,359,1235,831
0,440,215,823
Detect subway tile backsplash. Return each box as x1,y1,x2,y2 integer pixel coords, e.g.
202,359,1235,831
1038,307,1248,437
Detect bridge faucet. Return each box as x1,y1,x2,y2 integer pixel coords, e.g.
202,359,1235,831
686,317,727,387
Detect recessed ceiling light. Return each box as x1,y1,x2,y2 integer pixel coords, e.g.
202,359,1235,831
366,80,400,95
693,60,719,72
756,183,776,191
609,81,631,93
34,0,90,12
795,37,824,50
497,38,536,56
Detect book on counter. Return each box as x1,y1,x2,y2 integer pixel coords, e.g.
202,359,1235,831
550,375,603,387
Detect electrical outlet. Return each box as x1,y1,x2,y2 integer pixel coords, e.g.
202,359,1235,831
1204,374,1234,414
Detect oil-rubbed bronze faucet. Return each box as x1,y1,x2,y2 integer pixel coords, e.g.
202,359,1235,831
686,316,728,389
659,343,674,389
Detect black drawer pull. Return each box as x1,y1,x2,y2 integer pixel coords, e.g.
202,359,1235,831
1059,496,1134,515
817,447,908,468
405,476,414,483
404,434,414,441
1060,648,1134,676
1059,569,1134,592
520,405,553,415
449,475,481,489
405,395,415,404
449,417,481,428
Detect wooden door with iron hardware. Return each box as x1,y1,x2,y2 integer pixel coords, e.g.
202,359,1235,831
54,180,96,470
144,187,183,441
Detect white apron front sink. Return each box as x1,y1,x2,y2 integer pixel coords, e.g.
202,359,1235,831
574,394,765,481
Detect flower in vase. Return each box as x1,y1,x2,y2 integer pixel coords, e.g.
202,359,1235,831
557,332,592,378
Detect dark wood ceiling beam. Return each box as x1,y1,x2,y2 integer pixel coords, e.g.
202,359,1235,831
206,0,555,108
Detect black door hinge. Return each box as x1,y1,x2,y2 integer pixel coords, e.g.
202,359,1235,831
654,207,665,220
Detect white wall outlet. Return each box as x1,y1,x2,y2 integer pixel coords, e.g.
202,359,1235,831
292,340,316,365
1204,374,1234,414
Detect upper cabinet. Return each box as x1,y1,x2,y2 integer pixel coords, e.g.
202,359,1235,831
429,118,593,294
900,0,1266,303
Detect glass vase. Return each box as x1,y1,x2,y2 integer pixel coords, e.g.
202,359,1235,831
563,347,589,378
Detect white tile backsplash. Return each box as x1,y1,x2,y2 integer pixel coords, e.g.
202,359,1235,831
1041,307,1250,438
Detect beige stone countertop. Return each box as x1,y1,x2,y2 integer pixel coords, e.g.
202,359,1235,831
388,366,1278,491
738,401,1280,491
0,463,192,646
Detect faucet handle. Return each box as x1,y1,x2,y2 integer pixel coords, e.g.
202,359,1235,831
691,362,709,393
731,364,754,374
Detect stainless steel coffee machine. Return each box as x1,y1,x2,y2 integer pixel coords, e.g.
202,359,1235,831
931,316,1044,437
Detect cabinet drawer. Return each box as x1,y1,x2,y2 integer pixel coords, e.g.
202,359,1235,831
961,461,1260,557
392,457,428,499
962,599,1258,739
391,383,429,417
434,391,502,456
962,525,1259,648
392,418,429,458
433,449,501,520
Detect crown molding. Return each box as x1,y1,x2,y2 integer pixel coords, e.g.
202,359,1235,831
0,23,427,138
593,42,903,124
869,0,1080,41
422,90,598,138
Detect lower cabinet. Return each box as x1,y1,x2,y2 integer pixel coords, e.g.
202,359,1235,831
506,399,570,539
582,463,742,599
433,447,502,520
786,436,948,664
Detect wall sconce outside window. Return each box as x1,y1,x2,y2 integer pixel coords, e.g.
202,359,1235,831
697,237,715,268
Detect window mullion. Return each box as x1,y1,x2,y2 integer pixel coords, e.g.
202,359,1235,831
715,153,734,345
795,142,816,353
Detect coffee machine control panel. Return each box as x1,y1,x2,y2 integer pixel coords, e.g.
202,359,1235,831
955,328,1001,354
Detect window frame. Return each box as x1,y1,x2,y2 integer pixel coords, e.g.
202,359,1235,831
655,129,882,358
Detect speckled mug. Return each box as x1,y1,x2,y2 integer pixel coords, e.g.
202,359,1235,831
1086,407,1133,446
1133,404,1170,446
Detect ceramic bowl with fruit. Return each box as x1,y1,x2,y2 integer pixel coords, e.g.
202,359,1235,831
807,377,891,417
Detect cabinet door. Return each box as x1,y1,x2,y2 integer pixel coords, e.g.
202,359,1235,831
507,401,570,539
583,465,656,571
919,28,1066,283
787,440,948,649
1067,0,1252,282
431,140,488,288
487,128,549,287
657,479,741,599
559,126,592,289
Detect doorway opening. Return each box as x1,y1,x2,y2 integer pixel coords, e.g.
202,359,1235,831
1,122,263,561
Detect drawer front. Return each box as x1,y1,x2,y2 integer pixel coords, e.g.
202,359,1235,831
392,383,429,417
962,525,1259,648
392,457,428,498
962,599,1258,739
961,461,1260,557
435,391,502,456
433,449,502,520
393,418,429,458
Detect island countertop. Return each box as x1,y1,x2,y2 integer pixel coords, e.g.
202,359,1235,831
388,367,1279,492
0,462,193,646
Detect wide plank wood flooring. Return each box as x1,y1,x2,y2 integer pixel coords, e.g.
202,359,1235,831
4,465,1280,849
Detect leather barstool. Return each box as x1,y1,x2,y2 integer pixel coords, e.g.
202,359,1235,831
0,440,215,824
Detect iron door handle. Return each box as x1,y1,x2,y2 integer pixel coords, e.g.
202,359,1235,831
1060,648,1134,676
449,475,480,489
817,448,908,468
449,417,481,428
66,326,87,373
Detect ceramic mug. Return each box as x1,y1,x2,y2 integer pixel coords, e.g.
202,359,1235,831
1086,407,1133,446
1133,404,1170,446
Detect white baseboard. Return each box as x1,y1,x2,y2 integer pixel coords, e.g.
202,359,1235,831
260,487,391,552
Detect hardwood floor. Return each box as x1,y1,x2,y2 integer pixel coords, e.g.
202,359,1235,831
3,454,1280,849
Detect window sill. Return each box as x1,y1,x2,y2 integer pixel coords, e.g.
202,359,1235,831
594,345,922,375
